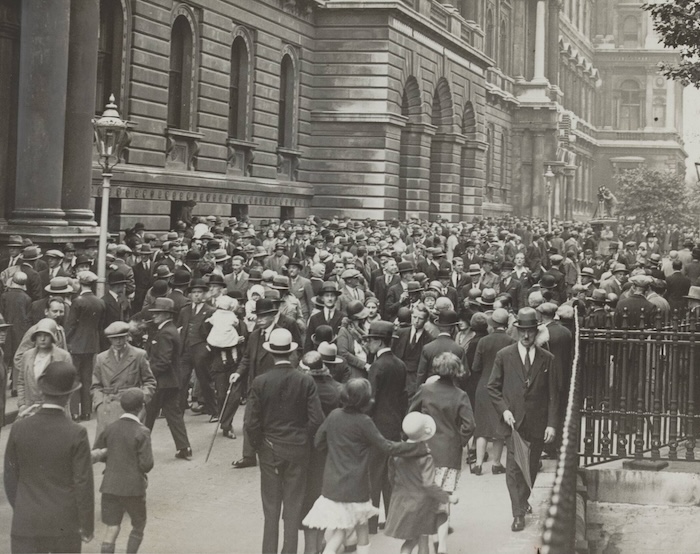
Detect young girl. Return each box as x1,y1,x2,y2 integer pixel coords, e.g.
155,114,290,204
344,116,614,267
303,379,425,554
385,412,458,554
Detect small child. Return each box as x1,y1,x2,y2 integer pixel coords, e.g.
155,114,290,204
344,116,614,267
93,388,154,554
244,284,265,332
384,413,458,554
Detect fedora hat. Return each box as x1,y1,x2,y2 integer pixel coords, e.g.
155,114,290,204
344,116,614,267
467,264,481,276
346,300,370,320
311,324,336,346
434,309,459,326
684,286,700,301
513,307,539,329
402,412,436,443
170,270,191,288
154,265,174,280
611,263,629,274
104,321,130,338
45,277,73,295
212,249,231,263
248,269,263,283
437,268,451,280
365,320,394,341
108,270,129,286
254,298,278,316
253,246,268,258
489,307,510,327
477,288,497,306
406,281,423,294
272,275,290,290
501,261,515,271
397,261,415,274
207,273,225,287
6,235,23,248
74,254,91,267
187,278,209,293
148,297,177,313
317,341,343,365
287,258,304,269
580,267,596,279
319,281,341,296
590,289,608,304
539,273,557,289
83,238,98,249
21,246,41,261
38,361,81,396
311,295,325,310
137,244,153,255
262,328,298,354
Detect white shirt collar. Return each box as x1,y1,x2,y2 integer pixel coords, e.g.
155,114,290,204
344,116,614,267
158,320,170,329
517,342,535,364
42,403,65,411
377,347,392,358
109,290,119,300
120,413,141,423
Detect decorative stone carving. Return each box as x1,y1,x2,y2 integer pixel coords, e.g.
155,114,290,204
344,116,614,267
165,128,204,171
277,147,301,181
226,138,256,176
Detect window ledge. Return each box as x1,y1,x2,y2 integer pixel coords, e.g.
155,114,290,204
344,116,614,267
226,138,257,177
165,128,204,171
277,147,302,182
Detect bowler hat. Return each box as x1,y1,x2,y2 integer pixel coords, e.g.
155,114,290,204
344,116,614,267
104,321,130,338
207,274,225,287
187,278,209,293
108,271,129,286
434,310,459,326
346,300,370,320
288,258,304,269
397,261,415,274
154,265,174,280
319,281,341,296
590,289,608,304
365,320,394,340
262,328,298,354
513,307,539,329
74,254,91,267
311,325,336,345
539,273,557,289
38,360,81,395
148,297,177,313
254,298,278,316
248,269,263,283
170,270,191,288
406,281,423,294
83,238,98,249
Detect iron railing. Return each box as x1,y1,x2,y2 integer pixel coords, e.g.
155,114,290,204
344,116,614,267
541,307,583,554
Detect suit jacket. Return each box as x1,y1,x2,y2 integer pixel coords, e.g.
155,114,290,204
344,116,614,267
146,320,181,389
16,346,73,410
304,309,343,353
487,344,558,441
4,408,94,537
369,350,407,440
385,282,409,321
461,252,481,268
373,274,400,318
132,261,154,312
66,291,106,354
338,286,365,316
544,321,573,394
224,270,250,296
478,272,500,291
263,254,288,274
94,416,154,497
91,344,156,408
19,263,43,301
177,302,215,350
499,277,522,311
39,266,72,291
0,287,32,360
666,271,691,313
416,334,466,386
167,289,190,317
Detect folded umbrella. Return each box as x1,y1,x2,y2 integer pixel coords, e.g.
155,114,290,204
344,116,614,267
511,427,533,490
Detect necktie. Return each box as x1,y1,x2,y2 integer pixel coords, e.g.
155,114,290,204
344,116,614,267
386,275,391,286
524,349,532,383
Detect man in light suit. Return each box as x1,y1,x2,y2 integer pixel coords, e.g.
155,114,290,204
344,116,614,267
338,268,366,315
4,361,95,553
488,308,558,532
224,255,249,296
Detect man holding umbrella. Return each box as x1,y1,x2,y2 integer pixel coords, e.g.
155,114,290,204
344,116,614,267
487,307,558,532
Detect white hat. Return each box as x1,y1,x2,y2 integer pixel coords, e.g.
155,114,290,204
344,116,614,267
402,412,436,443
262,328,298,355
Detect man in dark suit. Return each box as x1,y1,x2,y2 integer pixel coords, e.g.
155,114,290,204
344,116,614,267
38,249,71,290
416,310,465,386
4,361,95,553
144,298,192,459
132,244,156,313
365,320,408,533
303,281,342,353
166,270,191,317
177,278,216,415
372,258,400,319
392,305,433,397
29,277,73,326
230,298,302,468
385,261,415,321
18,246,44,301
666,259,691,315
65,271,106,420
244,328,324,554
101,271,130,351
488,308,558,532
499,261,523,311
0,234,24,272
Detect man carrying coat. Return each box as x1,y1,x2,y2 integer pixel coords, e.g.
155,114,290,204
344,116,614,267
4,361,94,553
488,307,558,532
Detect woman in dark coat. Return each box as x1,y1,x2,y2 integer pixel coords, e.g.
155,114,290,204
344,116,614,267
299,351,342,554
409,352,474,554
463,313,489,408
472,308,515,475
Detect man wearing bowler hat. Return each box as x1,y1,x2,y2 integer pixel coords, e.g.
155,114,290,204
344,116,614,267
244,328,323,554
416,309,466,387
18,246,44,301
177,278,216,416
364,320,408,533
144,297,192,459
4,361,95,553
487,307,558,532
101,271,131,350
0,234,25,272
385,261,415,321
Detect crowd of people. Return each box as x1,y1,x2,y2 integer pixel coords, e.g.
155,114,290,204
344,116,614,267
3,212,700,554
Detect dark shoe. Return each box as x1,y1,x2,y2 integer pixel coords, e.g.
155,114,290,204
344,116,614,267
191,405,206,415
471,464,482,475
175,447,192,460
492,463,506,474
222,428,236,439
231,456,256,469
511,516,525,532
526,503,533,514
466,450,476,464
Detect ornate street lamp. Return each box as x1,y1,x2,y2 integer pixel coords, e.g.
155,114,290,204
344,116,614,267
92,95,129,296
544,165,555,232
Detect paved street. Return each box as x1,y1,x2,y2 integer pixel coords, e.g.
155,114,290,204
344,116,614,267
0,404,554,554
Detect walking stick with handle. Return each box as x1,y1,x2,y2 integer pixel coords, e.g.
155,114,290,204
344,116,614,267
205,378,237,463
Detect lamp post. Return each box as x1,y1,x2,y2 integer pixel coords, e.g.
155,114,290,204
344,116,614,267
544,165,555,232
92,95,128,297
695,161,700,183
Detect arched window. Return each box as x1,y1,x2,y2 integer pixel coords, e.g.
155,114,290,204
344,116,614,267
622,16,639,48
499,19,509,73
485,9,495,59
278,54,296,148
168,15,193,129
97,0,123,112
617,80,643,130
229,36,249,139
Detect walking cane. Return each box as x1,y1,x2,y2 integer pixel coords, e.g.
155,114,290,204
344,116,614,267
205,378,237,463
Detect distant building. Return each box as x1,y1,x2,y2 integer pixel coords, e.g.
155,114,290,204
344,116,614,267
0,0,685,242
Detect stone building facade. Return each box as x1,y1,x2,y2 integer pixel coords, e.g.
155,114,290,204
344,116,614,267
0,0,686,239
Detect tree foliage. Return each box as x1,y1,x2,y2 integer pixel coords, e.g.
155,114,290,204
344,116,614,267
614,167,689,224
645,0,700,86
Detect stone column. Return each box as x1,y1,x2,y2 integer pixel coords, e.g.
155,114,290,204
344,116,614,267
547,0,560,87
564,167,575,220
512,0,527,80
665,79,675,131
532,132,545,217
533,0,547,82
429,133,465,222
62,0,99,226
511,130,524,214
400,123,434,220
12,0,70,226
644,70,653,129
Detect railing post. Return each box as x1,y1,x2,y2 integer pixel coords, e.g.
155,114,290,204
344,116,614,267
669,312,680,460
618,308,629,458
687,315,696,460
651,309,663,459
634,309,646,459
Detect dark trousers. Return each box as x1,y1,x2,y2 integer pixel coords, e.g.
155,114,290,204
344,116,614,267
258,441,308,554
145,387,190,451
222,381,256,459
211,347,235,429
179,343,216,414
368,448,393,533
505,434,544,517
11,534,81,554
71,353,95,417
